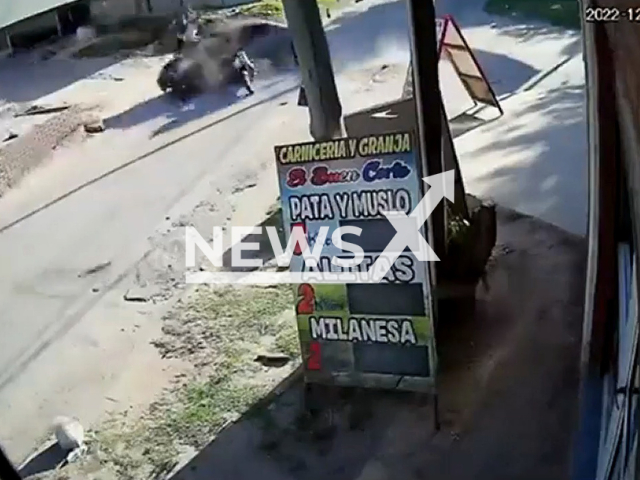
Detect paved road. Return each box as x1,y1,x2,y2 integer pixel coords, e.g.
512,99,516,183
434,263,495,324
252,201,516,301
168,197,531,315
0,73,304,460
0,77,298,386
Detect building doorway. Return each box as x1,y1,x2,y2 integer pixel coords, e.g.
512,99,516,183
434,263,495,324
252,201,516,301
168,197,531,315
57,0,91,37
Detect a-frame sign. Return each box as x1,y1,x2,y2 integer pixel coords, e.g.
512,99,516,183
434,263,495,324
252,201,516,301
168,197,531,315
440,15,503,115
404,15,503,116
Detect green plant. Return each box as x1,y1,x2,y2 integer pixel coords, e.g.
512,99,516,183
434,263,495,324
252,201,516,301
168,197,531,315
92,285,297,478
240,0,338,19
484,0,580,29
446,205,472,247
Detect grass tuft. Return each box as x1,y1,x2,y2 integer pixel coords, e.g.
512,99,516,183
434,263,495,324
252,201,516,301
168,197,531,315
92,285,297,478
484,0,580,29
239,0,339,19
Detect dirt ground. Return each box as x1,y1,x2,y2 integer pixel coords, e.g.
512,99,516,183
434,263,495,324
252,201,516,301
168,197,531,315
163,205,586,480
16,199,586,480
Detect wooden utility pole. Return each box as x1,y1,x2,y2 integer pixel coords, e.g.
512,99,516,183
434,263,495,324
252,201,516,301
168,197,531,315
0,446,21,480
281,0,342,141
406,0,445,279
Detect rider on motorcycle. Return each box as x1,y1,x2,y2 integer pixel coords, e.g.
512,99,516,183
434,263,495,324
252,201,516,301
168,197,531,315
233,48,256,95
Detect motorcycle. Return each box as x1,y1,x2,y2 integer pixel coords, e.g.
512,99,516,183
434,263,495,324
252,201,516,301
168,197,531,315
157,52,256,100
157,54,207,100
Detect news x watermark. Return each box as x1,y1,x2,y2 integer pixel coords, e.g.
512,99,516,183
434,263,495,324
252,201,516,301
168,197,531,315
185,171,454,285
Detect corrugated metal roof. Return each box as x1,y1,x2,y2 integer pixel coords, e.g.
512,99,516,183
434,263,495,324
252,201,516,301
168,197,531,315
0,0,78,30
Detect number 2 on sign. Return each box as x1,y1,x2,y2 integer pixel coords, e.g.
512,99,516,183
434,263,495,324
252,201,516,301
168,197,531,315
296,284,315,315
308,341,321,370
296,284,320,369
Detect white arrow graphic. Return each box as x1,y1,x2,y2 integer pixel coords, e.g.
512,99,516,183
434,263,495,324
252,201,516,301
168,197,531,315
371,109,398,119
368,170,455,283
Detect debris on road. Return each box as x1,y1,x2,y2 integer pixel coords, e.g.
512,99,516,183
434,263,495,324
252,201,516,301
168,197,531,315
83,118,105,134
14,105,72,118
2,132,17,143
52,416,88,467
78,261,111,278
254,353,291,368
0,105,89,197
123,288,151,303
88,72,125,82
232,180,258,194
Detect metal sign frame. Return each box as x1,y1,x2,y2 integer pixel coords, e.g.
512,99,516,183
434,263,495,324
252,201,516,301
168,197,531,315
440,15,504,115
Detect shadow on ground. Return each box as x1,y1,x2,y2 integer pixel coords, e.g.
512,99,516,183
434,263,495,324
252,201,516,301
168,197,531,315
104,89,243,138
0,55,119,104
436,0,581,34
324,0,576,101
0,17,286,105
458,85,587,236
168,206,586,480
450,112,497,138
326,1,411,71
18,441,65,478
217,203,284,272
470,49,537,96
104,73,286,138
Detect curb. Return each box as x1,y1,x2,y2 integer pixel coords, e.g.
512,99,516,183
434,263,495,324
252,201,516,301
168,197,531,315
494,54,579,104
517,54,576,93
459,54,580,122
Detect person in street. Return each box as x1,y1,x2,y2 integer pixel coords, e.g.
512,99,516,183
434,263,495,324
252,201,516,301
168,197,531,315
234,48,255,73
291,40,308,107
233,48,256,95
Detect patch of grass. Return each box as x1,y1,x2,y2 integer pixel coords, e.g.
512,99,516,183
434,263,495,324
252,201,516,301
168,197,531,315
93,285,297,479
161,376,267,448
484,0,580,29
240,0,338,19
186,284,293,342
274,320,301,357
241,0,284,18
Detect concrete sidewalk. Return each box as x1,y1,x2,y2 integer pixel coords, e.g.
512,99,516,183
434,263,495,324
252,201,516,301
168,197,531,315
455,58,587,237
